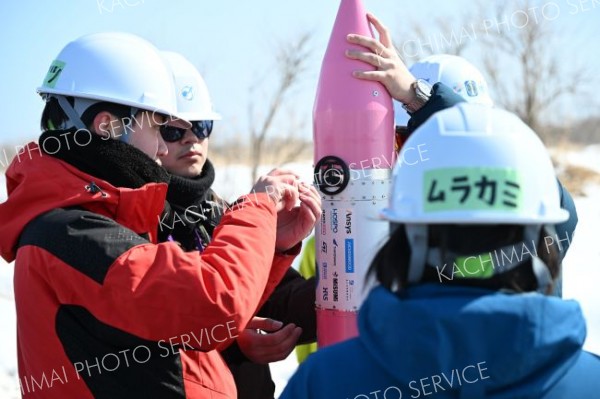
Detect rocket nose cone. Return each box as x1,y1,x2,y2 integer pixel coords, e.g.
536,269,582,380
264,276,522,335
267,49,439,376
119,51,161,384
314,0,394,165
325,0,373,74
332,0,372,40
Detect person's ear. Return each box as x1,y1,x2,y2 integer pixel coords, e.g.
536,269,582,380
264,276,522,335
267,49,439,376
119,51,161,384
92,111,120,139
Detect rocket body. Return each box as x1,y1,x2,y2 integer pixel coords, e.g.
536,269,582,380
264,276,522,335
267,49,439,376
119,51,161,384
314,0,394,348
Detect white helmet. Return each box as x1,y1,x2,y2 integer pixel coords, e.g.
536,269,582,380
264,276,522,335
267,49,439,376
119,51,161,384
38,32,190,128
394,54,493,127
384,103,567,288
382,103,569,225
412,54,493,106
161,51,221,121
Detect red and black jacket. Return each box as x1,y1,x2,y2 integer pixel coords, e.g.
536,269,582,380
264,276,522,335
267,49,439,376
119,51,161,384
0,140,295,398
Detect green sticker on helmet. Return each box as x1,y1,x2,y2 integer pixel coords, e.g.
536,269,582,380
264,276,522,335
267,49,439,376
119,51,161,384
43,60,66,88
423,168,522,212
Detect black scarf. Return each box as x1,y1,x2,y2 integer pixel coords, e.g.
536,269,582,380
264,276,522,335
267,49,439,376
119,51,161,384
39,128,170,188
162,160,225,250
166,159,216,207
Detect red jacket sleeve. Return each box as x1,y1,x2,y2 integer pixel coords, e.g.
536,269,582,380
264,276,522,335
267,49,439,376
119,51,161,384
37,193,286,351
253,244,302,317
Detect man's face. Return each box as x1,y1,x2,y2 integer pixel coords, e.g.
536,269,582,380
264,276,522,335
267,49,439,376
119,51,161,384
126,111,169,162
159,128,209,178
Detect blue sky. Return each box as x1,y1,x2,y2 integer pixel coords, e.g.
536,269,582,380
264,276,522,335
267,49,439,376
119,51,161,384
0,0,599,147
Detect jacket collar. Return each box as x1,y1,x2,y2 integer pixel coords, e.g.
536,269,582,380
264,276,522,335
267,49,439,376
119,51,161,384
0,140,168,262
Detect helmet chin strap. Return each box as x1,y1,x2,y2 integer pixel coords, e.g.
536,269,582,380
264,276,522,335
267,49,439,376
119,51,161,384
405,224,428,284
53,95,87,130
529,224,555,293
52,94,139,145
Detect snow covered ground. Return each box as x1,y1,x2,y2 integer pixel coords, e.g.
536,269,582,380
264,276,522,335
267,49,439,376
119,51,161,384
0,154,599,398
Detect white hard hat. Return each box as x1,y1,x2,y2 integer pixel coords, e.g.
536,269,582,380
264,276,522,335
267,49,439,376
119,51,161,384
382,103,569,225
412,54,493,106
38,32,190,128
161,51,221,121
394,54,493,127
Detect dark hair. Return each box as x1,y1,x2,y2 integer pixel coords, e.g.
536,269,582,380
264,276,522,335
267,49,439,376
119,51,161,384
366,224,560,294
40,96,132,132
40,96,72,131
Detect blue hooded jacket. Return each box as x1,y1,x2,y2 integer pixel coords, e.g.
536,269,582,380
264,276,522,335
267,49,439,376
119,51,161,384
281,284,600,398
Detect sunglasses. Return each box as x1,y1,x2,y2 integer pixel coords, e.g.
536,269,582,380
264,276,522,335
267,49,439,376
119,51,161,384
160,120,214,142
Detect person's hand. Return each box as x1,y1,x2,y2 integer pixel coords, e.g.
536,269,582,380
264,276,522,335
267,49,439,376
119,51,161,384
345,13,417,105
251,169,300,212
237,317,303,364
275,182,321,252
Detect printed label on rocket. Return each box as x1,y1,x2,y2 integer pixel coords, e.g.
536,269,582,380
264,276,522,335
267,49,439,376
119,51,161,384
322,261,328,280
333,239,338,266
345,210,352,234
332,271,339,302
345,239,355,273
331,208,339,233
320,210,327,235
346,279,355,302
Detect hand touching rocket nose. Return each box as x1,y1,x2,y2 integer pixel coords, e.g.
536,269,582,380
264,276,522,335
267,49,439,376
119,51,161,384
344,13,418,106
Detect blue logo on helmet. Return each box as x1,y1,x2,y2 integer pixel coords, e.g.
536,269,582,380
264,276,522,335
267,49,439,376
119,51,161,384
181,86,194,101
465,80,479,97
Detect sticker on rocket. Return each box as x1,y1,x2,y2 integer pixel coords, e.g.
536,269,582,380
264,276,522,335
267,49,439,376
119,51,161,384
316,171,392,312
314,156,350,196
345,210,352,234
332,272,339,302
345,279,355,302
330,208,339,233
322,286,329,301
345,239,354,273
332,239,338,266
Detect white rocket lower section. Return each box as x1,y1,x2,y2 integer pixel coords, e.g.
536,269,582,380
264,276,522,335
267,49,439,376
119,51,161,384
316,168,392,313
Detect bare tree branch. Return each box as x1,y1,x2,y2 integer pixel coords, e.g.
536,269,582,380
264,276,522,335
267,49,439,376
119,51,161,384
248,31,313,182
271,107,311,166
395,0,590,136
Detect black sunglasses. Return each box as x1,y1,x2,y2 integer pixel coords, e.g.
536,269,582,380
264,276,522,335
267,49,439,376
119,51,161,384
160,120,214,142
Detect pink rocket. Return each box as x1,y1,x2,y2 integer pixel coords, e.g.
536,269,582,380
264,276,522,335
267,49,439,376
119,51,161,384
314,0,395,348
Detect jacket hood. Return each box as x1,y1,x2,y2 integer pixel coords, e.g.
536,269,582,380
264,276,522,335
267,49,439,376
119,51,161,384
358,284,586,397
0,142,168,262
